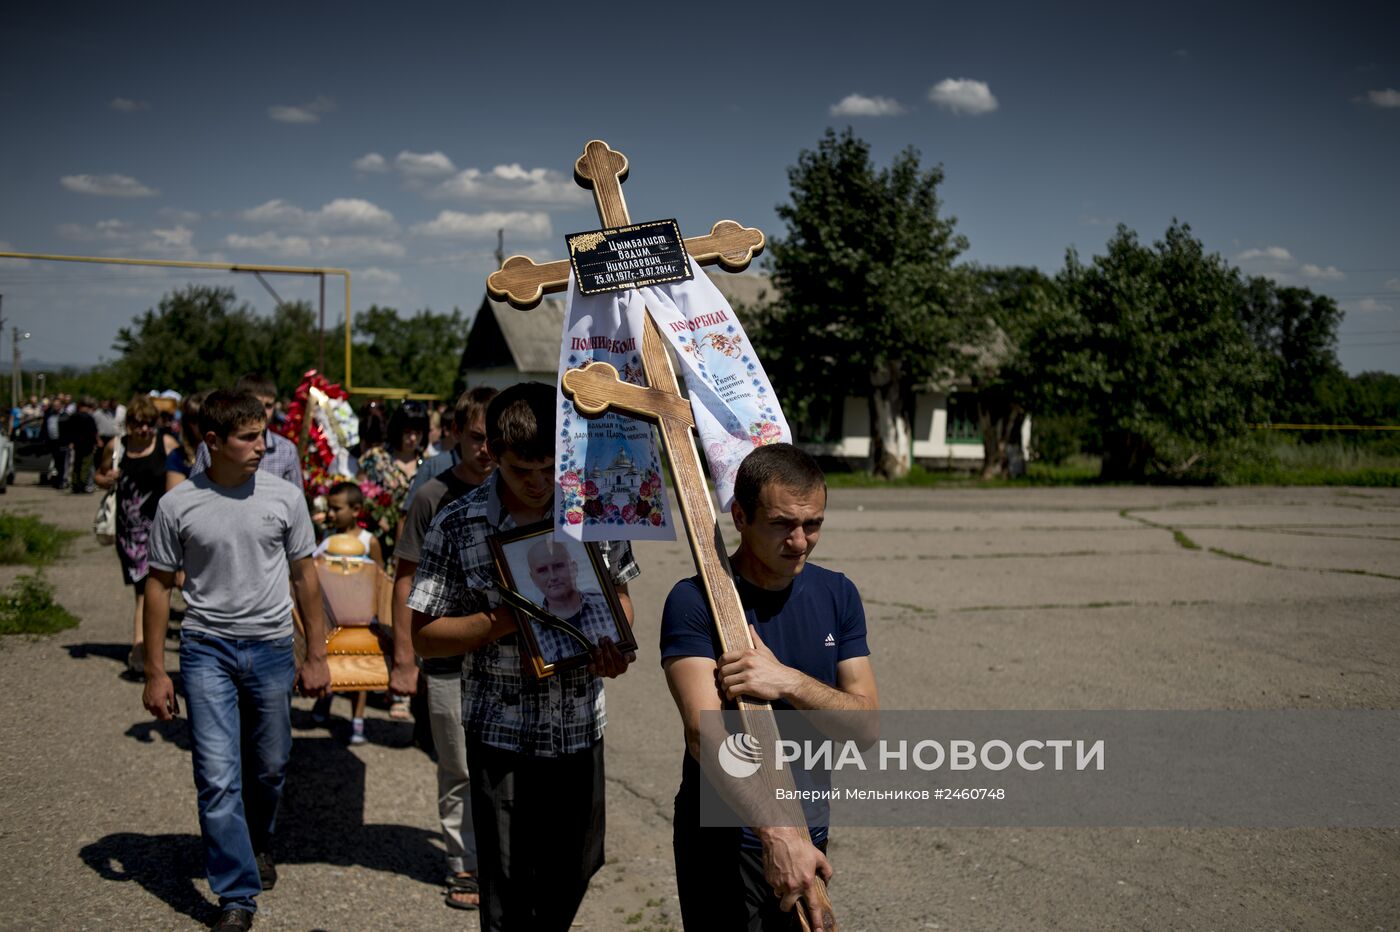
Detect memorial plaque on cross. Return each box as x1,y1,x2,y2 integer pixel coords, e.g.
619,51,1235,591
488,140,838,931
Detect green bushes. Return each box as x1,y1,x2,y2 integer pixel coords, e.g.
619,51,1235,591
0,513,78,566
0,573,79,635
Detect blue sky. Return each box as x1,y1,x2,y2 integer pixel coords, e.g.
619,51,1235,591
2,1,1397,378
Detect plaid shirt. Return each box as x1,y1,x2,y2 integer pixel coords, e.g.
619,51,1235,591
191,429,302,489
532,590,618,667
406,473,640,756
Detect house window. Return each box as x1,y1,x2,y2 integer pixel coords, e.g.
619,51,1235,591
945,393,980,444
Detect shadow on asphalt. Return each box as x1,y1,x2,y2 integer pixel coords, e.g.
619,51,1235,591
80,736,444,917
277,735,443,884
65,642,132,665
79,832,219,927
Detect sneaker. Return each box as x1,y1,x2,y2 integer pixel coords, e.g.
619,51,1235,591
255,851,277,890
212,908,254,931
350,717,366,746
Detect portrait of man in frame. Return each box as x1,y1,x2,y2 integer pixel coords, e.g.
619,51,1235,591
490,521,636,678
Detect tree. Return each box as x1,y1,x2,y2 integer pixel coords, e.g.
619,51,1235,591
113,285,269,396
349,305,467,400
1055,222,1269,481
106,285,464,400
1238,277,1345,424
966,266,1078,478
765,129,981,477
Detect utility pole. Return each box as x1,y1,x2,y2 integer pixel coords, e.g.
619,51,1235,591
494,229,505,268
11,326,20,415
0,295,6,410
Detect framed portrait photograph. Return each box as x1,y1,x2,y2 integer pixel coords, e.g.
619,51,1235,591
488,520,637,679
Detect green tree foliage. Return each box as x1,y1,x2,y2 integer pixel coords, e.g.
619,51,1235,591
110,285,330,397
1345,371,1400,425
346,305,467,400
765,129,981,477
1055,222,1269,481
1238,278,1345,423
88,285,464,400
966,266,1078,477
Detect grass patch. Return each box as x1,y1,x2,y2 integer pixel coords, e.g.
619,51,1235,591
0,573,79,636
0,513,79,566
825,458,1101,489
1208,547,1272,566
1172,529,1201,550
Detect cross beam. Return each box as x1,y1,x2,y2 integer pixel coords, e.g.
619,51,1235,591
487,142,764,307
489,140,837,932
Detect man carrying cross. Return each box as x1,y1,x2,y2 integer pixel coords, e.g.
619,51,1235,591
661,443,879,929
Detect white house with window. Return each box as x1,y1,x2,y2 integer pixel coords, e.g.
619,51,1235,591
457,271,1029,470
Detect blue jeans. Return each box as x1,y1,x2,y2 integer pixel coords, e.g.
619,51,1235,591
179,631,296,912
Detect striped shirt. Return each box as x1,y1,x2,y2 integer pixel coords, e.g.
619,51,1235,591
406,472,639,756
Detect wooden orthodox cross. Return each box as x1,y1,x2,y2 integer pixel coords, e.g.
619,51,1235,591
488,140,838,932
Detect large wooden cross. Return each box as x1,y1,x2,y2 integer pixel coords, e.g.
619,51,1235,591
488,140,837,932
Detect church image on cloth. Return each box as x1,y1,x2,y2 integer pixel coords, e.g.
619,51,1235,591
457,270,1029,471
590,445,644,504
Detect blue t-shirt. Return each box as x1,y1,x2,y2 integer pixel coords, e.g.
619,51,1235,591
165,446,193,478
660,564,870,847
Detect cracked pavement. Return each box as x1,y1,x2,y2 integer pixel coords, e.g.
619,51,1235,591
1,481,1396,930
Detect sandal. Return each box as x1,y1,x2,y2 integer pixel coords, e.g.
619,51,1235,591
389,697,412,721
445,872,479,911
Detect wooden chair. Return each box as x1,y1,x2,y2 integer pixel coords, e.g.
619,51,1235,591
292,534,393,690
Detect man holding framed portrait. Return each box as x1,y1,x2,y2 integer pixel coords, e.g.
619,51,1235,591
407,381,639,932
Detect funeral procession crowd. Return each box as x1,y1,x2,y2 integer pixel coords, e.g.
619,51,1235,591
49,357,873,930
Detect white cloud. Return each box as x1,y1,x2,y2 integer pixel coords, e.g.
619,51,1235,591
240,197,396,231
318,198,396,229
928,78,999,116
411,209,552,240
60,173,158,197
359,267,401,286
1236,244,1347,286
226,231,313,257
1384,278,1400,291
267,95,336,124
433,164,589,207
225,231,405,262
829,93,905,117
1345,298,1394,314
58,218,136,241
242,199,302,224
1236,246,1294,263
146,225,197,259
1300,263,1345,281
1366,88,1400,108
354,152,389,172
395,150,457,177
109,97,150,112
56,219,197,258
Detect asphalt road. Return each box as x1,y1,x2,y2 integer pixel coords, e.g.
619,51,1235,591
1,479,1396,931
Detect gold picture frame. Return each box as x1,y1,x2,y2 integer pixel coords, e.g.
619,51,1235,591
488,520,635,679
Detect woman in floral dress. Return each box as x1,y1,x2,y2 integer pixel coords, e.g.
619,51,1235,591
356,402,428,562
95,393,178,676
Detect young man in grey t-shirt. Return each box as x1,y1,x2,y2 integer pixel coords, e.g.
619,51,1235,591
142,389,330,932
